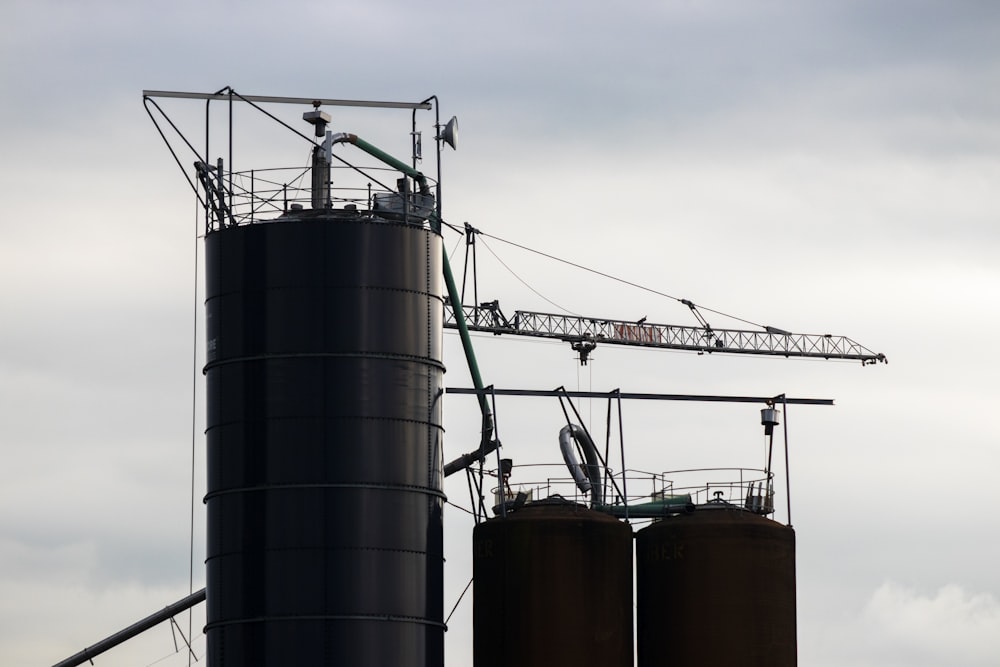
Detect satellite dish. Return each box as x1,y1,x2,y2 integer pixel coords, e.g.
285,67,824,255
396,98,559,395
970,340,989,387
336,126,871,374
438,116,458,150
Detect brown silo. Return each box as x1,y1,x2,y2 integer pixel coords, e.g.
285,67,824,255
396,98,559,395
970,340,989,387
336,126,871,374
472,499,633,667
636,506,796,666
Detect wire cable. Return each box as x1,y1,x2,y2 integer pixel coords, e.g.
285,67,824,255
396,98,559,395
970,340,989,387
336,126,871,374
187,195,199,667
446,500,476,516
477,229,765,329
445,577,475,626
447,234,464,264
478,236,582,316
439,218,465,236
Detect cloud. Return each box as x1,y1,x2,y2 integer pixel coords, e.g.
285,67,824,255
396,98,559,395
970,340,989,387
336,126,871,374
810,582,1000,667
0,574,205,666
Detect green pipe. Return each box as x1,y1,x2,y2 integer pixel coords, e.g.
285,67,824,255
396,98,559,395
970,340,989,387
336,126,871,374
442,248,496,475
327,131,494,474
333,133,432,197
596,495,695,518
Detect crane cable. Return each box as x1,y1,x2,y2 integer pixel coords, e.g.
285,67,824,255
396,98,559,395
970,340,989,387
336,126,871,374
475,229,766,330
477,236,581,317
188,195,200,667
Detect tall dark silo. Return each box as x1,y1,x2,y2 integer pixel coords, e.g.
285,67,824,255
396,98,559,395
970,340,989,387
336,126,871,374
203,211,445,665
636,507,796,666
472,499,634,667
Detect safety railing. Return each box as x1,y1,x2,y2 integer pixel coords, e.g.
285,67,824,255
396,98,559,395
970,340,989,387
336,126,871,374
196,164,437,232
490,464,778,519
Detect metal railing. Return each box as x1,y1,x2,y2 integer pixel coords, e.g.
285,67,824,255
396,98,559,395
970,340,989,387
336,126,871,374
197,165,438,232
642,467,775,511
490,464,779,519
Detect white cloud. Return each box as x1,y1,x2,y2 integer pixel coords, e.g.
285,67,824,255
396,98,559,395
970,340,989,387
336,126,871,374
0,575,206,666
867,582,1000,651
806,582,1000,667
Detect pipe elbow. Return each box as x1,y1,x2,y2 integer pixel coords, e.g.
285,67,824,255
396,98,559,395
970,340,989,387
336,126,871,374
328,132,356,145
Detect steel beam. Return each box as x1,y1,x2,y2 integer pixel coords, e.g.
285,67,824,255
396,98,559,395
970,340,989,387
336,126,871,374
445,387,834,405
142,89,432,110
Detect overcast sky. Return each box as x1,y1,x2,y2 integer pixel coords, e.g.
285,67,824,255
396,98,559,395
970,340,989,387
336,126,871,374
2,1,999,665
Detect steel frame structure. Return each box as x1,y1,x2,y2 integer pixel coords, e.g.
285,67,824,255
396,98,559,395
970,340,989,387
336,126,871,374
445,303,886,364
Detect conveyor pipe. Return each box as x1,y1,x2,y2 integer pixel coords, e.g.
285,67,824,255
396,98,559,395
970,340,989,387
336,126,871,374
52,588,206,667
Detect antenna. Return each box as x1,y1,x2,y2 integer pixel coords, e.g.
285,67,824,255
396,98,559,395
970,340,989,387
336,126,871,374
438,116,458,150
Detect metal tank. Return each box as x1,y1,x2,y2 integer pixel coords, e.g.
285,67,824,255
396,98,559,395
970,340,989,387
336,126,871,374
203,211,445,666
472,499,633,667
636,506,796,666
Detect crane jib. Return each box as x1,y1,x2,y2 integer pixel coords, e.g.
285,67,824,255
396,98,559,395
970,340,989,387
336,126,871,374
443,304,886,364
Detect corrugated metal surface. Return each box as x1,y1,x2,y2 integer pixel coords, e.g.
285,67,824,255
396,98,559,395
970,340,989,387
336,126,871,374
636,507,796,666
203,214,445,666
473,500,633,667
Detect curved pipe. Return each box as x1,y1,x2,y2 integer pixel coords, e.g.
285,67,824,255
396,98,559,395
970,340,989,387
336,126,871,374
597,497,695,518
559,425,591,493
441,249,495,475
329,132,495,474
329,132,431,196
558,424,603,506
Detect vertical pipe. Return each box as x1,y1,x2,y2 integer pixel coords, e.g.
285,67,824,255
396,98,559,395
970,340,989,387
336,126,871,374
781,394,792,527
616,390,628,519
215,157,225,228
442,249,494,452
472,232,479,325
203,97,211,235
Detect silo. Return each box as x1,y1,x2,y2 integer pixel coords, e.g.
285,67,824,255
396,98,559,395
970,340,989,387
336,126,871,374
636,506,796,666
472,499,633,667
203,210,445,666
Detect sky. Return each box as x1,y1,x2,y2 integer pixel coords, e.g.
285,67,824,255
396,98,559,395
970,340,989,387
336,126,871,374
2,1,999,665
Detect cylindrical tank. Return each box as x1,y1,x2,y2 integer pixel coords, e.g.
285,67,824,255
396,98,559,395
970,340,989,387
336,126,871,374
203,213,445,666
473,499,633,667
636,506,796,666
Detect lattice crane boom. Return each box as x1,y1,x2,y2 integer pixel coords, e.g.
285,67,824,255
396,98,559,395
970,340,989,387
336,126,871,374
444,301,886,365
